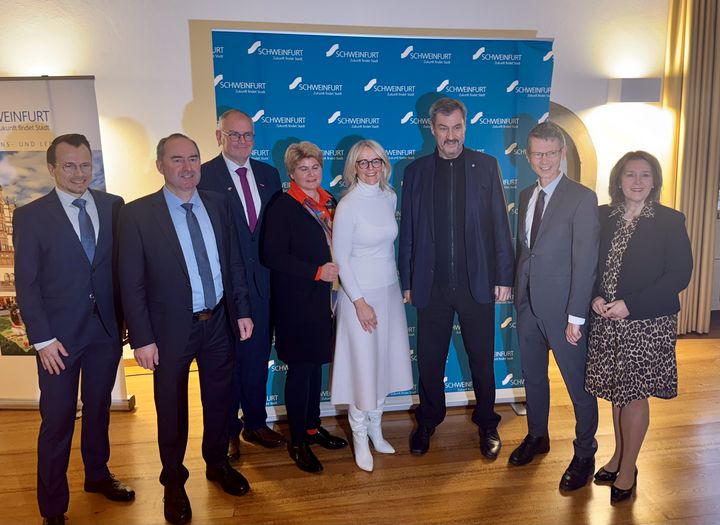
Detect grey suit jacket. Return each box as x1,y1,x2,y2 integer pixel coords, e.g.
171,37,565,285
514,175,599,322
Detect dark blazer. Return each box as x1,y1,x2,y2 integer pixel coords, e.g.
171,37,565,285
199,154,281,299
398,148,514,309
117,189,250,353
514,176,599,321
262,193,333,364
595,203,693,320
13,189,124,348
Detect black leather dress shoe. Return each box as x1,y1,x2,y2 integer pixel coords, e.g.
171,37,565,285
508,434,550,466
559,455,595,491
164,486,192,525
42,515,66,525
306,427,348,449
206,463,250,496
242,426,286,448
593,466,618,484
409,425,435,455
227,435,241,462
288,442,323,473
611,469,638,504
84,474,135,501
479,428,502,460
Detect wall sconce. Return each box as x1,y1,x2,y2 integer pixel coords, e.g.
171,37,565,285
607,78,663,103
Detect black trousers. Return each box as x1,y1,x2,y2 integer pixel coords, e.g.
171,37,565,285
154,305,233,487
415,282,500,430
37,314,120,518
228,290,271,435
284,362,322,444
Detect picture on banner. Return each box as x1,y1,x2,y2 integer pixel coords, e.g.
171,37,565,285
0,77,106,356
211,30,555,411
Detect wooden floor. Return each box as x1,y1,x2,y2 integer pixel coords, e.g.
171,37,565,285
1,332,719,525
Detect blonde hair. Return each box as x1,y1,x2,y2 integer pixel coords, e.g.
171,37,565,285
284,141,323,174
342,139,393,192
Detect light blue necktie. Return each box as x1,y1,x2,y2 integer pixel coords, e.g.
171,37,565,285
181,202,217,310
72,198,96,263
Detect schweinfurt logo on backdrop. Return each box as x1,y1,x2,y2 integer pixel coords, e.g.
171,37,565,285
288,76,343,96
400,111,431,128
471,46,522,66
435,78,487,97
246,40,304,61
468,110,520,129
362,78,416,97
214,74,267,94
326,110,380,129
255,110,306,129
505,78,551,98
324,42,380,63
399,44,452,64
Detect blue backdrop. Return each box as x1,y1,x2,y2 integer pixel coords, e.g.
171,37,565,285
211,30,554,414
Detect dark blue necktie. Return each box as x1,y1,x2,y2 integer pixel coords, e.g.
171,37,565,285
72,198,96,262
181,202,216,310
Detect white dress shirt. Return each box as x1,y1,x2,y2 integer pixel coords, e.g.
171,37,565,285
222,154,262,225
35,188,100,350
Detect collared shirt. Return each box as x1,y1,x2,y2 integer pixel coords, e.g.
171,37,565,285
55,187,100,243
524,173,585,326
35,188,100,351
223,154,262,226
524,172,564,246
163,187,224,312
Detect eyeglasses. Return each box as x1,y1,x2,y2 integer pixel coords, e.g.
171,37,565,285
58,162,92,174
356,158,384,169
528,149,562,161
221,130,255,142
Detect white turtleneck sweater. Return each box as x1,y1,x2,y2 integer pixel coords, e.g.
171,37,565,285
332,180,400,302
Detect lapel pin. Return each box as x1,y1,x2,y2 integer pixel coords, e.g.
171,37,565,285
471,163,476,168
227,187,233,191
259,183,265,188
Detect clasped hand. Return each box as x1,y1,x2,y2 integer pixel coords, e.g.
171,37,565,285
592,296,630,320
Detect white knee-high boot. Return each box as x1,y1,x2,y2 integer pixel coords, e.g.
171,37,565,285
367,403,395,454
348,405,373,472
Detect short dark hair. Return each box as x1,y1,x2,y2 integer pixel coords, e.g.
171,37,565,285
46,134,91,165
608,150,663,206
156,133,200,161
429,97,467,124
526,121,566,151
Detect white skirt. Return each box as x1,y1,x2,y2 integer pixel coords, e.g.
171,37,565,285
330,280,413,411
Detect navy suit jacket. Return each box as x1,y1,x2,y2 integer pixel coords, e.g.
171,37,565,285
199,154,281,299
13,189,124,349
117,189,251,354
398,148,515,308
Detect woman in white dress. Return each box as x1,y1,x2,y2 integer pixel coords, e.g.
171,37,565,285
331,139,413,472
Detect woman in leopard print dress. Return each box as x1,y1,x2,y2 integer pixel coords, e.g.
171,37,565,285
585,151,692,503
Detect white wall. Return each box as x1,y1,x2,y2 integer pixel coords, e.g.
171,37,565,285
1,0,669,202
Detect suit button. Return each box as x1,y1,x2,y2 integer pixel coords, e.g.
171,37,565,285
89,293,95,300
531,254,536,258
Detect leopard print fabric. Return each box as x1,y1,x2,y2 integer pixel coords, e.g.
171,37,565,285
585,203,678,407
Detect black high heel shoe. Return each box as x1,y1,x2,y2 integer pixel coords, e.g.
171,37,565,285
593,466,618,484
610,469,638,504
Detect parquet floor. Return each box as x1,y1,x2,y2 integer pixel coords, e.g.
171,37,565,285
1,330,719,525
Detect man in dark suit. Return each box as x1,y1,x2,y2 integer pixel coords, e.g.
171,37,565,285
511,121,600,491
118,133,254,524
13,134,134,525
198,109,283,456
398,97,514,459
